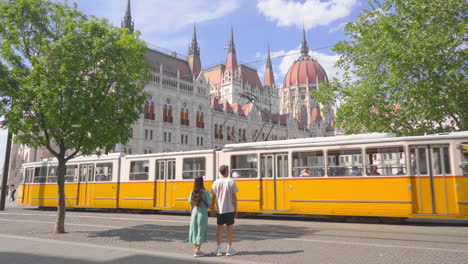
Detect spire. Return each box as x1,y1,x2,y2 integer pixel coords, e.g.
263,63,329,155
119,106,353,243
121,0,134,33
225,25,238,72
188,24,202,80
229,25,236,53
264,44,275,87
188,24,200,56
266,44,272,68
300,25,309,57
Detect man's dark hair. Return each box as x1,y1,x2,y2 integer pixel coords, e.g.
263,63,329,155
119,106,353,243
219,165,229,176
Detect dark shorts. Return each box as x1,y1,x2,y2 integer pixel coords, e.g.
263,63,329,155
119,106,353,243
217,212,235,225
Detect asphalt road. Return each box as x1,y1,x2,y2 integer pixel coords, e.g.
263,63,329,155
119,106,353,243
1,202,467,264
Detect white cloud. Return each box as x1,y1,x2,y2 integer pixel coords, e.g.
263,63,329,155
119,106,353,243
257,0,357,30
83,0,242,54
133,0,241,33
328,22,347,33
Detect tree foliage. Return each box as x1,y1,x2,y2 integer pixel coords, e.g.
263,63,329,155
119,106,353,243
0,0,148,232
316,0,468,136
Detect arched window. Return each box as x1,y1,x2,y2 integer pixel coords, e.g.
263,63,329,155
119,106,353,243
180,107,184,125
242,129,246,142
231,126,235,141
164,98,173,123
168,105,173,123
214,124,218,138
150,102,155,120
144,98,150,119
219,125,223,139
238,128,242,142
196,111,200,127
196,106,205,128
163,104,168,122
185,108,189,126
227,126,231,140
144,96,155,120
200,112,204,128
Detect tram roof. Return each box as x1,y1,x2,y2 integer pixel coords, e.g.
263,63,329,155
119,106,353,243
223,131,468,150
124,149,215,158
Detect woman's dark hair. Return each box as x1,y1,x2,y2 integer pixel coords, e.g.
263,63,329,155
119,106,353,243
191,177,205,206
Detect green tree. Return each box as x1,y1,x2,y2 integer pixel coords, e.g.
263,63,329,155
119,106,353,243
316,0,468,136
0,0,148,233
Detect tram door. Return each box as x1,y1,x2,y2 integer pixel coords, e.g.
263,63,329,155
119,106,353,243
154,159,175,208
260,153,288,211
410,145,457,215
77,164,94,206
22,168,34,205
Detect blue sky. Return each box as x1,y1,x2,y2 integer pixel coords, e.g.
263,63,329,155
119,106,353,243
74,0,368,83
0,0,369,169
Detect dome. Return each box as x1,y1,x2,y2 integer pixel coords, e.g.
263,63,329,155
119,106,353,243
283,56,329,89
283,28,329,89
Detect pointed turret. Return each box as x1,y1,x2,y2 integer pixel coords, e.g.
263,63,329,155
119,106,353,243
300,25,309,57
121,0,134,33
188,24,200,56
264,44,275,87
225,26,238,72
188,24,202,79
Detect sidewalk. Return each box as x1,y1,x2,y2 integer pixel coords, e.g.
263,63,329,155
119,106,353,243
0,234,259,264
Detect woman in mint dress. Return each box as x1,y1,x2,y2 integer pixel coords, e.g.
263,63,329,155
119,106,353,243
188,177,213,257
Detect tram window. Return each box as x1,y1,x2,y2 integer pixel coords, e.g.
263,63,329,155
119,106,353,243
168,161,176,180
24,168,33,183
230,155,257,178
129,160,149,181
33,166,47,183
182,158,205,179
366,147,406,176
95,163,112,182
65,165,78,182
431,146,451,175
47,166,58,182
327,149,362,177
277,155,288,178
156,161,164,180
462,143,468,177
410,147,428,175
292,151,324,177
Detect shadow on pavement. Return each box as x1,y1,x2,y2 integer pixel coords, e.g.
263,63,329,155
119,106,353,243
85,223,315,242
0,252,201,264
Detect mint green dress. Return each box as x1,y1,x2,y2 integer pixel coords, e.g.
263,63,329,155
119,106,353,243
188,190,212,245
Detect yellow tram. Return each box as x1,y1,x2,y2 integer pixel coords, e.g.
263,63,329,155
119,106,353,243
17,132,468,219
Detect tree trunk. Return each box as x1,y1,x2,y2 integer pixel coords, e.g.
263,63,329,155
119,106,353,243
55,158,67,233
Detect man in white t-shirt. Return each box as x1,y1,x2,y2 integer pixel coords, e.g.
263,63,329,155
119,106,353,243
211,165,238,257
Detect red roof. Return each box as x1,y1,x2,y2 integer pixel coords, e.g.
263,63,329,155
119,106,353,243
146,48,193,81
283,56,328,89
203,65,225,88
188,55,201,80
226,51,238,72
239,65,263,89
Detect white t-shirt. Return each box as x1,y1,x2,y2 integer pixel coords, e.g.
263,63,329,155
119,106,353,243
211,177,238,214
